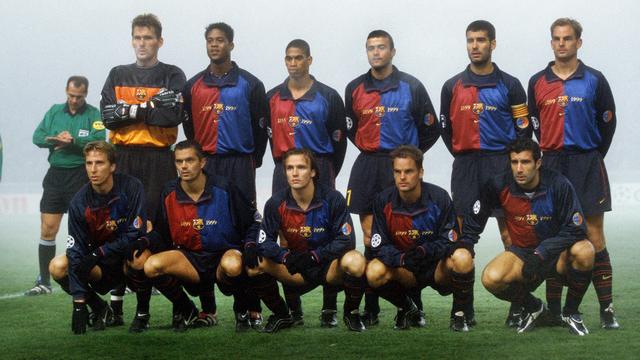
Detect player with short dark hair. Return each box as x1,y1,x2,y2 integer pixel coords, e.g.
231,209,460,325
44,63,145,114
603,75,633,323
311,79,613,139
345,29,439,327
48,141,148,335
528,17,618,329
462,138,595,336
28,76,105,296
141,140,262,332
246,149,367,332
366,145,475,331
440,20,531,326
266,39,348,326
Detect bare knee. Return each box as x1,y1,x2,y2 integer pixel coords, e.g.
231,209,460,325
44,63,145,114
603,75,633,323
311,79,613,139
366,259,390,288
143,255,164,278
449,248,474,273
220,250,243,278
481,265,506,293
340,250,366,277
570,240,595,271
128,250,151,270
49,255,68,280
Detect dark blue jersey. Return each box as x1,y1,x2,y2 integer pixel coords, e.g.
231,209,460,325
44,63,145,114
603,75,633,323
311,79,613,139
461,168,587,260
256,184,355,264
267,77,347,175
182,62,268,167
66,173,147,299
370,182,459,267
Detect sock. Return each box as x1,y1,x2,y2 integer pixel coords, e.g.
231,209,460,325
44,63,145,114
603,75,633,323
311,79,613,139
364,288,380,315
250,274,288,317
86,291,105,312
375,282,411,309
494,283,525,305
545,276,563,316
199,290,217,314
563,266,592,315
343,275,366,313
322,284,340,311
54,276,70,294
451,269,475,317
522,293,541,313
508,301,521,314
38,240,56,286
153,275,191,312
110,284,125,316
283,285,302,313
408,287,423,311
125,267,152,315
592,248,613,310
245,287,262,313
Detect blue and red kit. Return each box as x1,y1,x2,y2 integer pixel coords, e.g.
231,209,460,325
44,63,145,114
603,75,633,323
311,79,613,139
256,184,355,264
528,61,616,156
461,168,587,260
345,66,439,153
182,62,268,167
267,77,347,174
66,174,147,299
440,64,530,154
370,182,460,267
151,172,260,254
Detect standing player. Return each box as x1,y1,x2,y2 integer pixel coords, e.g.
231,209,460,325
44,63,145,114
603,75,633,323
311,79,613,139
28,76,105,296
440,20,530,325
48,141,148,334
528,18,618,329
464,138,595,335
100,13,185,325
266,39,347,326
345,30,439,325
141,140,262,331
247,148,366,332
366,145,475,331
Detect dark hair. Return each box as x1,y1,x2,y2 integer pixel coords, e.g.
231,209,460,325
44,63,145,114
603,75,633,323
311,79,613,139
132,13,162,38
84,141,116,164
507,138,541,162
367,29,394,49
466,20,496,41
282,148,319,182
550,17,582,39
286,39,311,57
205,22,234,42
390,145,423,170
66,76,88,91
174,140,205,159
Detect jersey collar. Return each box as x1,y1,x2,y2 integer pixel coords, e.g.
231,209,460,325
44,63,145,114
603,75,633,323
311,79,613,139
461,63,501,88
363,65,400,93
203,61,240,87
544,60,586,82
277,75,319,101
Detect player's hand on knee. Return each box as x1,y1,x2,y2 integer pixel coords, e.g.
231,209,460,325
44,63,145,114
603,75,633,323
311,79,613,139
128,237,150,261
285,251,315,275
521,251,544,283
243,243,260,269
403,246,426,273
72,301,89,335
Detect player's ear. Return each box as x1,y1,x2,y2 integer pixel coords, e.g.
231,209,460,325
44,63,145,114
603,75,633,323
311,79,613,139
158,36,164,48
491,39,496,51
535,158,542,170
229,41,235,52
419,167,424,179
576,37,582,49
110,163,116,174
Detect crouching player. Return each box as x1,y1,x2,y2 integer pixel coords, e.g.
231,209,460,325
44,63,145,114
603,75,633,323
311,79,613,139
366,145,476,331
246,148,367,332
140,140,262,331
49,141,149,334
463,138,594,335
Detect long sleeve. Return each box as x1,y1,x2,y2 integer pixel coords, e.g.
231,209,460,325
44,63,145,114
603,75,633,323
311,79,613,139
413,81,439,153
250,80,268,168
311,193,354,262
326,91,348,175
257,198,288,263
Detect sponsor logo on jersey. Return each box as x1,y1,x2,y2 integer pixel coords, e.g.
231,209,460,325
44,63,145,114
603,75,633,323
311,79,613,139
472,103,484,114
193,218,204,231
105,219,117,231
525,214,539,225
424,113,435,126
258,229,266,243
572,212,583,226
371,233,382,248
603,110,613,123
299,226,312,238
341,222,352,236
473,200,481,214
92,120,105,130
135,88,148,101
66,235,75,249
78,129,89,137
516,117,529,129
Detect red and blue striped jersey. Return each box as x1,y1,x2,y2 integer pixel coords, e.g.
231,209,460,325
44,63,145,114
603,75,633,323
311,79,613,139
440,64,530,154
528,61,616,156
345,66,439,153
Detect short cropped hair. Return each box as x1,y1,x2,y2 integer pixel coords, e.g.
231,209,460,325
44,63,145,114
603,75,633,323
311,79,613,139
286,39,311,57
507,138,541,162
84,141,116,164
367,29,394,49
205,22,234,42
66,76,88,91
550,17,582,39
174,140,205,160
132,13,162,38
282,148,319,182
466,20,496,41
390,145,423,170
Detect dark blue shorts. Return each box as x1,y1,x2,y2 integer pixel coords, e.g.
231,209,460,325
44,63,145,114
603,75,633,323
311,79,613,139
204,153,256,204
90,254,125,295
347,152,394,214
451,151,508,217
272,155,336,194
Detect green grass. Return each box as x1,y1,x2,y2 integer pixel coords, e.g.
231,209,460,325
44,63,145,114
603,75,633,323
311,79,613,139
1,212,639,359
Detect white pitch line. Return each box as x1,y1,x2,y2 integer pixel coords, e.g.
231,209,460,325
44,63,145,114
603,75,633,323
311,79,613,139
0,293,26,300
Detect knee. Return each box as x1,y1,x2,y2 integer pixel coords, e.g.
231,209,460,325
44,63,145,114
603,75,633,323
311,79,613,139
450,248,474,274
40,224,58,239
481,265,504,293
571,240,595,270
365,259,389,288
340,250,366,277
220,250,243,278
143,255,163,278
128,250,151,270
49,256,68,280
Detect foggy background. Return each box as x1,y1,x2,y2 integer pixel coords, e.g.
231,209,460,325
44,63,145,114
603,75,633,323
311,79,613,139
1,0,638,220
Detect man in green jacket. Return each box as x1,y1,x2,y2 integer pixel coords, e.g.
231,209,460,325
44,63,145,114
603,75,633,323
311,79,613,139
27,76,105,295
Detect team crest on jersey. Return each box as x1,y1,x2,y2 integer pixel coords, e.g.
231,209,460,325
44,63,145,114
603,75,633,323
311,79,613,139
332,130,342,142
66,235,75,249
516,117,529,129
473,200,481,215
341,222,352,236
557,95,569,107
472,103,484,114
193,218,204,231
572,212,583,226
135,88,148,101
374,106,385,118
213,103,224,114
288,116,300,128
133,216,143,229
602,110,613,123
531,116,539,130
346,117,353,130
105,219,117,231
258,229,267,243
526,214,539,225
448,230,457,242
371,233,382,248
408,229,420,240
424,113,435,126
299,226,312,238
92,120,105,130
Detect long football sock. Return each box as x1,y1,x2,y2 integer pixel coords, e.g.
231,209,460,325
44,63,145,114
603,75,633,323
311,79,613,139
322,284,340,311
343,275,366,313
545,276,563,316
38,240,56,286
564,266,592,315
251,274,288,317
451,269,475,316
153,275,191,312
375,282,411,309
283,285,302,313
592,248,613,311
